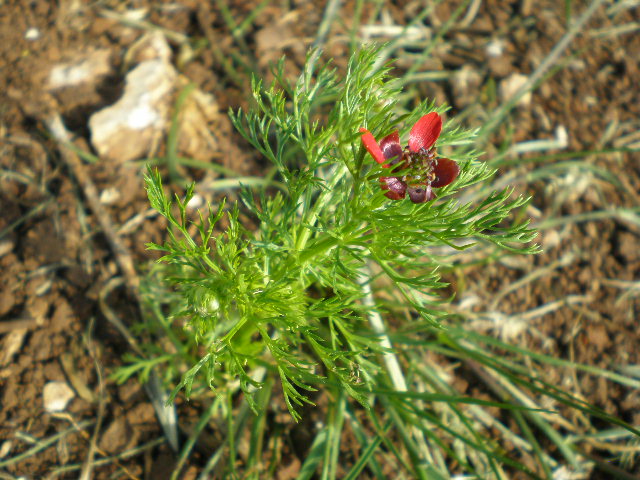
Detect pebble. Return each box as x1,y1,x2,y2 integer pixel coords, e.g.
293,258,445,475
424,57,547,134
43,381,75,412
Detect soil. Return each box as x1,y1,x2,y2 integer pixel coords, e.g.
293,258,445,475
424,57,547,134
1,0,638,479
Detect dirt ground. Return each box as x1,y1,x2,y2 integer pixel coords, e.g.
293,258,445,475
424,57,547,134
1,0,639,479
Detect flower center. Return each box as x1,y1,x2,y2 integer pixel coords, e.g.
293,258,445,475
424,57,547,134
398,147,437,187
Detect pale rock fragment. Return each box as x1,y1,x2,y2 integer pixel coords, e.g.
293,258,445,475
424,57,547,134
0,440,12,459
47,49,111,90
88,32,176,162
0,239,13,257
99,187,121,205
485,38,505,57
89,58,176,162
542,229,561,250
186,193,205,210
89,32,221,164
451,65,482,108
25,28,40,41
555,125,568,148
124,30,172,65
0,329,27,366
499,73,531,107
43,381,75,412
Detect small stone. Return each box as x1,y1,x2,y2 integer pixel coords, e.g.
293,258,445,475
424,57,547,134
25,28,41,41
0,239,14,257
125,31,172,65
47,49,112,90
99,187,121,205
451,65,482,108
555,125,568,148
186,193,204,210
1,330,28,366
542,229,561,250
499,73,531,107
485,38,505,57
43,381,75,412
0,440,12,459
89,58,176,162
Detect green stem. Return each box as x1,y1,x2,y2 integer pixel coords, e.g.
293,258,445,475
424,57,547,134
294,164,349,252
298,234,342,265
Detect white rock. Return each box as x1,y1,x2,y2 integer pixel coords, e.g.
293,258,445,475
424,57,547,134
485,38,505,57
99,187,121,205
499,73,531,107
0,440,12,459
186,193,204,210
25,28,40,41
47,49,111,90
43,381,75,412
555,125,568,148
89,57,176,162
122,8,148,22
1,329,27,366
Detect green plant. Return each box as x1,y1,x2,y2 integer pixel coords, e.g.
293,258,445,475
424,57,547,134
115,43,640,479
140,45,536,421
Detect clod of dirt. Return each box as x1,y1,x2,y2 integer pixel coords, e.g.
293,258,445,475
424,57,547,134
617,232,640,262
255,12,305,69
117,379,144,404
175,78,221,162
276,457,301,480
47,49,112,90
89,43,176,162
0,290,15,317
43,381,75,412
125,402,156,426
99,417,138,455
50,298,74,333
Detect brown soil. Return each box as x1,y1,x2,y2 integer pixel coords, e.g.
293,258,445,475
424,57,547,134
1,0,638,478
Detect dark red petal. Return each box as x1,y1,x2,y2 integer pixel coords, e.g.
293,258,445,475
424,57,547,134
379,131,402,163
380,176,407,200
409,112,442,153
359,128,387,166
383,143,403,165
407,185,435,203
431,158,460,188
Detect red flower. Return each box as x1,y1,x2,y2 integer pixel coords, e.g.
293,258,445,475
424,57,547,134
359,112,460,203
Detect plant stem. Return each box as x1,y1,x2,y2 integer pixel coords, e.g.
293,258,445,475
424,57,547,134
358,264,437,469
294,163,349,252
